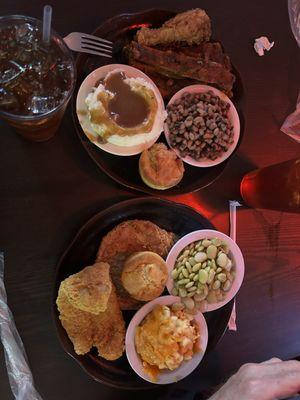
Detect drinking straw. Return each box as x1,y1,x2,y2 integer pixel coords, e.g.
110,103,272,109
42,5,52,44
229,200,242,242
228,200,242,331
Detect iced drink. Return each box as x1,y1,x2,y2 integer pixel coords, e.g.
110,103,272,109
240,158,300,213
0,15,75,141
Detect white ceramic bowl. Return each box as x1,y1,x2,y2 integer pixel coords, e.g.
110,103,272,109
76,64,165,156
164,84,240,167
166,230,245,312
125,295,208,384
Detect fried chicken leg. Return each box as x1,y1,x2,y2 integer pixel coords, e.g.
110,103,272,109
137,9,211,46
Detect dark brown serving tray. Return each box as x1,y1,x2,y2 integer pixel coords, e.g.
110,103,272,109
53,197,234,389
71,9,245,196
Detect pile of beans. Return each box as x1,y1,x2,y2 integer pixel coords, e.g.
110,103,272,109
171,237,235,312
166,91,234,161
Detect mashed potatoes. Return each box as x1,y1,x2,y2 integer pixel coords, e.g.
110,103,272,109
85,70,165,147
135,304,200,381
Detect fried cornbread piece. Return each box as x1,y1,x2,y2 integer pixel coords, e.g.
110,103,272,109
96,220,175,309
56,262,125,360
121,251,168,301
137,9,211,46
139,143,184,190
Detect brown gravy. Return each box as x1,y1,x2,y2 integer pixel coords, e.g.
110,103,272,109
104,71,150,128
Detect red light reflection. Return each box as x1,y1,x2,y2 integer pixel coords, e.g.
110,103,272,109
173,193,215,219
129,23,151,30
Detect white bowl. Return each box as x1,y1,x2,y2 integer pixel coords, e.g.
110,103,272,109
76,64,165,156
166,230,245,312
125,295,208,385
164,84,240,167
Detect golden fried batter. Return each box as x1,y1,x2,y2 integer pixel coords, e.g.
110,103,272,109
59,262,112,314
96,220,175,310
56,262,125,360
137,9,211,46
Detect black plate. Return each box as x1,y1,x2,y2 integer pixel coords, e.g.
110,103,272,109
53,197,234,389
72,9,245,196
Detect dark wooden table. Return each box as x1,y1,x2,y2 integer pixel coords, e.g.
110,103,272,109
1,1,300,399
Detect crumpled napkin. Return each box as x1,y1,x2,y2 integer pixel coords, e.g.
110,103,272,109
254,36,274,56
0,253,42,400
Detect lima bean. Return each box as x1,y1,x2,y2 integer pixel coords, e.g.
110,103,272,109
182,297,195,310
207,270,215,284
178,278,189,285
185,261,192,273
207,244,217,259
182,268,189,278
185,281,194,289
192,263,201,272
194,252,207,263
217,253,228,267
171,269,179,279
212,280,221,290
199,269,208,284
189,257,196,266
217,273,227,283
223,280,231,291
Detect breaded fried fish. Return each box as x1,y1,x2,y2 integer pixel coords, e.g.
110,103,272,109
96,220,175,310
59,262,112,314
56,262,125,360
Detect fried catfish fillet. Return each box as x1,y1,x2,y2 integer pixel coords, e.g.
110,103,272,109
59,262,112,314
96,220,175,310
56,262,125,360
137,9,211,46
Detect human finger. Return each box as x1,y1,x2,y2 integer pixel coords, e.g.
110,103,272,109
264,360,300,399
261,357,282,364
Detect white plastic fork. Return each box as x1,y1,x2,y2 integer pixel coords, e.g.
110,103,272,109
64,32,113,58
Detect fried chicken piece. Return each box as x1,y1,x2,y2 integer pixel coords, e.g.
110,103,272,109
137,9,211,46
96,220,175,310
59,262,112,314
56,262,125,360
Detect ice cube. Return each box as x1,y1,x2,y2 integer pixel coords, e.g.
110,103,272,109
15,23,35,45
15,23,33,39
0,88,19,111
0,60,25,84
28,95,56,114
